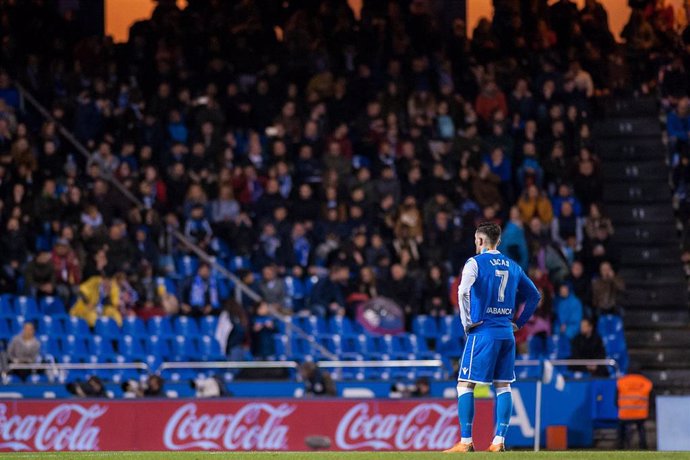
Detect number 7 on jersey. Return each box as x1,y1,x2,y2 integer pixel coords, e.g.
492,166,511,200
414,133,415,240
495,270,509,302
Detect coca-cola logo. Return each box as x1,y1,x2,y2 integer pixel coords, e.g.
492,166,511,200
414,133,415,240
163,402,295,450
0,403,106,451
335,402,458,450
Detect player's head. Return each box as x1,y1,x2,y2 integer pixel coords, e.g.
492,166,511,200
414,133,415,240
475,221,501,253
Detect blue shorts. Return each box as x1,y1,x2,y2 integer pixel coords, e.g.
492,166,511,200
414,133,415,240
457,335,516,384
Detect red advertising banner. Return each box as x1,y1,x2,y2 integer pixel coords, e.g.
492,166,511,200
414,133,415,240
0,399,494,452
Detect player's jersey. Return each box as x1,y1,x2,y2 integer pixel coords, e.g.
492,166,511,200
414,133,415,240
458,249,537,339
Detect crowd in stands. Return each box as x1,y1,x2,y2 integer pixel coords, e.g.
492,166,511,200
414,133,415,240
0,0,687,378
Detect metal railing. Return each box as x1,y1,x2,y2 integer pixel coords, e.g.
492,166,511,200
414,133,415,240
2,358,619,380
15,82,336,360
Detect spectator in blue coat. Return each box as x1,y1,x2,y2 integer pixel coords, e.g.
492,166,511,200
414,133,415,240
499,206,529,270
667,97,690,146
250,301,276,359
554,283,583,340
308,264,349,317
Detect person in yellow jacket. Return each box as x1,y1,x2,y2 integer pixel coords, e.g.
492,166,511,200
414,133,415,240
617,373,652,449
70,275,123,327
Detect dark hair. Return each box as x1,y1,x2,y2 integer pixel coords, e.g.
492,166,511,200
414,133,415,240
476,221,501,245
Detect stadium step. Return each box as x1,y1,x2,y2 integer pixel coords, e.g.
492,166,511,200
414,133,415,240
628,349,690,369
626,329,690,349
619,245,683,266
606,204,675,224
600,97,658,118
608,224,677,244
595,138,665,160
601,161,668,182
603,183,672,203
642,370,690,392
623,285,687,307
593,119,662,139
623,309,689,329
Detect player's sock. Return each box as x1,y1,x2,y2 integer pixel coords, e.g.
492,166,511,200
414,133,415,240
493,386,512,444
457,386,474,443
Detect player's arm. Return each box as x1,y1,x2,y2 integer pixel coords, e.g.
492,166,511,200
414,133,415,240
513,269,541,330
457,258,481,332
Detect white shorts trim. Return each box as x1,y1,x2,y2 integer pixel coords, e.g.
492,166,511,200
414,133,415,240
457,377,492,385
493,378,517,383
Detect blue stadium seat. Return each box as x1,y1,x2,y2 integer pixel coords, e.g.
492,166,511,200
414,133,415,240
117,335,147,361
65,316,90,335
364,335,390,360
199,335,225,361
175,255,199,277
156,276,178,295
329,316,359,335
284,276,306,310
293,315,327,336
88,335,116,359
14,296,39,319
122,317,147,337
412,315,439,339
146,335,172,361
39,296,66,315
94,317,121,339
439,315,464,338
171,335,200,361
0,318,13,341
391,334,413,353
273,334,289,360
61,335,89,359
39,335,61,356
37,315,65,336
314,334,341,359
174,316,200,337
199,316,218,336
7,317,22,335
0,294,15,317
227,255,251,272
340,334,366,355
336,355,364,380
597,314,624,337
147,316,174,337
438,335,465,358
288,336,314,360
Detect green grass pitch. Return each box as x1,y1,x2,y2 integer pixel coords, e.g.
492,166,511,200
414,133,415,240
0,452,686,459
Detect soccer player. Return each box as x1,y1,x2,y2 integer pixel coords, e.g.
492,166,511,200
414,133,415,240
444,222,541,453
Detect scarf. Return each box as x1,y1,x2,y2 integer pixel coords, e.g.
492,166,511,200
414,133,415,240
190,275,219,308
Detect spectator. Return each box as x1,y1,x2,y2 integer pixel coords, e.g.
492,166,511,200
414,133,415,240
181,263,221,317
308,264,349,317
499,207,529,270
70,275,123,327
299,362,336,397
24,250,56,298
592,261,625,316
518,184,554,225
250,301,276,359
7,323,40,381
382,264,419,331
68,376,108,398
570,318,608,377
554,284,584,340
259,264,287,310
421,264,451,317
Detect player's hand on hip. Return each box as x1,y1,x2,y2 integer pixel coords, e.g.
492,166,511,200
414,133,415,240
512,322,519,332
465,321,484,333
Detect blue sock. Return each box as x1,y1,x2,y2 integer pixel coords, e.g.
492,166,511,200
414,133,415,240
457,389,474,440
494,387,512,440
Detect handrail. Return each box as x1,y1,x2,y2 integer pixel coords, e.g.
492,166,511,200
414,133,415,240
14,82,337,360
159,361,299,370
7,362,149,371
317,359,443,368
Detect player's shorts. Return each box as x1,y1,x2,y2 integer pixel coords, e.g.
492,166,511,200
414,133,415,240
457,334,516,384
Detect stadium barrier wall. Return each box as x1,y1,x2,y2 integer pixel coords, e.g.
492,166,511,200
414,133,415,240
0,399,494,452
0,380,605,451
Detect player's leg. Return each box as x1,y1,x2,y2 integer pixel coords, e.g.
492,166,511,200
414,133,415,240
490,338,517,452
445,335,494,453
